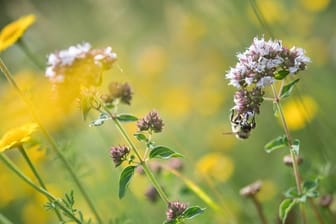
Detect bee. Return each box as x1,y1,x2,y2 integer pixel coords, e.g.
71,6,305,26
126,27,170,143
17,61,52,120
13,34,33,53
224,109,256,139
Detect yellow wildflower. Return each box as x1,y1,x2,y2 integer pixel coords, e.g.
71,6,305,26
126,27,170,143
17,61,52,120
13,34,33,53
0,123,38,152
300,0,330,12
196,153,234,182
0,14,36,52
282,96,318,131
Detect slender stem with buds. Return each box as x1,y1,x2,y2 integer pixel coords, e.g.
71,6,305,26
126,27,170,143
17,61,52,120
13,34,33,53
0,153,82,223
0,58,102,224
18,145,63,221
103,107,170,204
271,84,306,223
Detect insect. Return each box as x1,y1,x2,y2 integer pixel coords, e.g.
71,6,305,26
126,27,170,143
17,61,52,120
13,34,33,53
224,109,256,139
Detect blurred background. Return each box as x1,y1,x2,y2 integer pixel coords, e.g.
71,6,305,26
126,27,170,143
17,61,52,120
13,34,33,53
0,0,335,223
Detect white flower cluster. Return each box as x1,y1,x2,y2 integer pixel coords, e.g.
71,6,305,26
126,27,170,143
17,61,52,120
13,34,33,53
45,42,117,83
226,37,310,89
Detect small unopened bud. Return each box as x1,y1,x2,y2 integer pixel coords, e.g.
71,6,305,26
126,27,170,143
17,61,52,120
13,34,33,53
319,195,333,208
166,201,188,221
240,180,262,197
103,82,133,105
137,110,164,133
110,145,130,167
283,155,303,167
145,186,159,203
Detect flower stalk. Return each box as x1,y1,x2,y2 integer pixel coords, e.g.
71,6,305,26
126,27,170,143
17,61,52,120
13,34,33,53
18,145,63,221
0,57,103,224
271,84,306,223
103,107,170,204
0,153,82,223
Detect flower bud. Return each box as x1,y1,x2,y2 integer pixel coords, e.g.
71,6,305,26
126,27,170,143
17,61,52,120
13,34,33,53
283,154,303,167
110,145,130,167
240,180,262,198
137,110,164,133
166,201,188,221
319,194,333,208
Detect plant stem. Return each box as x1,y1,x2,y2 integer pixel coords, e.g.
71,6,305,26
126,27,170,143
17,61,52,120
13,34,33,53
18,145,63,221
0,153,82,223
0,57,103,224
271,84,306,224
17,39,44,70
251,196,268,224
0,213,14,224
103,108,170,204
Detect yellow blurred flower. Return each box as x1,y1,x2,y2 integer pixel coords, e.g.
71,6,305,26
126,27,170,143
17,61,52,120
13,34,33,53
0,14,36,52
160,86,192,119
282,96,318,131
196,153,234,182
137,46,168,77
256,180,277,202
0,123,38,152
300,0,330,12
256,0,285,24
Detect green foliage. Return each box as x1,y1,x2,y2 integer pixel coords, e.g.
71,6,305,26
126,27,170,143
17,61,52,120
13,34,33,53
280,79,300,99
163,206,205,224
279,198,297,224
264,135,288,153
116,114,138,122
89,113,110,127
291,139,300,155
274,70,290,80
149,145,183,159
119,166,136,199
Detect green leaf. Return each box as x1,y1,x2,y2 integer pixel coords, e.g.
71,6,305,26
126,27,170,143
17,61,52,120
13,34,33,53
291,139,300,155
284,187,299,198
264,135,288,153
134,133,148,143
163,220,177,224
116,114,138,122
279,199,297,224
119,166,136,199
149,146,183,159
280,79,300,99
302,180,318,192
275,70,290,80
273,102,279,117
182,206,206,220
89,113,110,127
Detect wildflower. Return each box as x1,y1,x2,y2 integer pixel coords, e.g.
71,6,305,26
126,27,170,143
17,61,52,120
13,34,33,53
233,87,264,115
145,186,159,203
0,123,38,152
110,145,130,167
166,201,188,222
102,82,133,105
45,42,117,85
196,153,234,182
0,14,36,52
137,110,164,133
240,180,262,197
226,37,310,89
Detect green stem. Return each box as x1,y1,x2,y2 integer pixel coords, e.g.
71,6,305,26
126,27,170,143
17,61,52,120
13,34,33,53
271,84,306,224
251,196,268,224
103,107,170,204
17,39,44,70
0,213,14,224
18,145,63,221
0,153,82,223
0,57,103,224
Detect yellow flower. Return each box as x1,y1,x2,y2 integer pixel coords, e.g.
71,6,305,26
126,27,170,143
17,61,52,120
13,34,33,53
282,96,318,131
196,153,234,182
0,123,38,152
0,14,36,52
300,0,330,12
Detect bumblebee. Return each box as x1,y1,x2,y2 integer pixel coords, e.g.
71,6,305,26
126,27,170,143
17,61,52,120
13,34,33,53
224,110,256,139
